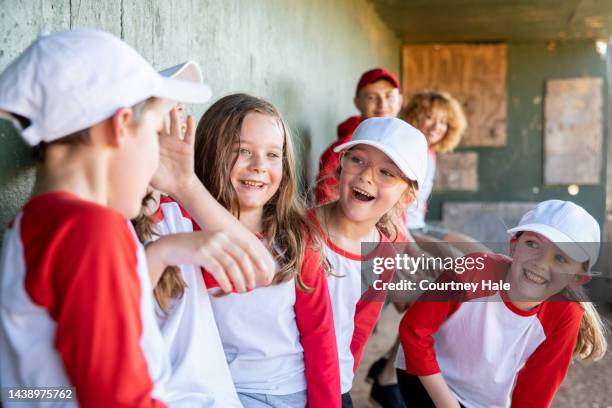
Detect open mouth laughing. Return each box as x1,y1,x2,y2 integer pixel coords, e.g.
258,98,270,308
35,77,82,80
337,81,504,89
240,179,266,189
352,186,375,202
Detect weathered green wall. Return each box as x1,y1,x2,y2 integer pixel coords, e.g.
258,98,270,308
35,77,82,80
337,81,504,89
429,40,609,225
0,0,400,231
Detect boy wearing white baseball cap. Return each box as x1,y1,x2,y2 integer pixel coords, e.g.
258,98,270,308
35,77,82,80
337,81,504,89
0,28,271,407
396,200,607,408
309,117,427,405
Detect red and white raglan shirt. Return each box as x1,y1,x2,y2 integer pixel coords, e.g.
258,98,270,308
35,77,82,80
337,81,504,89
152,197,242,407
396,253,583,408
162,199,341,407
0,192,172,407
311,212,397,394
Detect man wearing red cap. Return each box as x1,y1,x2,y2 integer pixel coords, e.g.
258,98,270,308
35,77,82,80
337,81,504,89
314,68,403,204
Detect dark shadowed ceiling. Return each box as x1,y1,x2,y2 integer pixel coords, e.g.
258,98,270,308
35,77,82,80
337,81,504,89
368,0,612,43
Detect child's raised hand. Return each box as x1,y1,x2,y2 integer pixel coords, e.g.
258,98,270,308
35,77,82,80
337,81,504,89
151,104,198,197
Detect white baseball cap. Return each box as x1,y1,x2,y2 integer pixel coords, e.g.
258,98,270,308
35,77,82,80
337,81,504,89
507,200,601,272
0,29,212,146
333,117,428,188
158,60,206,112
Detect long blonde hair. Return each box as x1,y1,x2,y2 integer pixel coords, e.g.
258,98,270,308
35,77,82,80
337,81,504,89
402,91,466,153
565,289,608,361
194,93,326,291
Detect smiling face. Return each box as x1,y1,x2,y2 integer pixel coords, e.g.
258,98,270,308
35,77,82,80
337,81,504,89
507,232,589,304
337,145,413,225
354,80,403,119
419,110,448,146
229,112,284,212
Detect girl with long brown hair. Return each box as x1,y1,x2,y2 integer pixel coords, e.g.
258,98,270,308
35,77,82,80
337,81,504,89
131,91,278,407
191,93,340,407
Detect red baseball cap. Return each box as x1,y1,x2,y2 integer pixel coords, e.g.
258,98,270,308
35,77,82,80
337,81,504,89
355,68,400,96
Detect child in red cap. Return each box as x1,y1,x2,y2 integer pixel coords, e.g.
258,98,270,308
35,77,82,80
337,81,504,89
315,68,403,204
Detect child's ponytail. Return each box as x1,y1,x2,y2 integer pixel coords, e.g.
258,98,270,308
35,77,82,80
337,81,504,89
574,301,608,361
153,267,188,313
132,193,187,315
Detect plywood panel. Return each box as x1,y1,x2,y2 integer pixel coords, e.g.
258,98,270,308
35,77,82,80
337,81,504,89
544,77,603,185
433,152,478,191
402,44,507,147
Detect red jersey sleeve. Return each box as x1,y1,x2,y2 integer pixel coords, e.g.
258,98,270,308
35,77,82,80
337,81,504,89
23,207,166,407
398,253,504,376
349,236,398,371
294,245,341,407
399,297,461,377
314,146,341,205
350,266,394,372
314,116,362,205
510,303,583,407
350,299,384,372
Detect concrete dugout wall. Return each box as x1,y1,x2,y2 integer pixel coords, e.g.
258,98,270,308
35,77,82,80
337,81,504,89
0,0,400,234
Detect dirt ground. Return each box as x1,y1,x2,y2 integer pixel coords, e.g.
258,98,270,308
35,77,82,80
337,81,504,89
350,305,612,408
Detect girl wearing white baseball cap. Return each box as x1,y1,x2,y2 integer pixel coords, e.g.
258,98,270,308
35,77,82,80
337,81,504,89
310,116,428,405
396,200,607,408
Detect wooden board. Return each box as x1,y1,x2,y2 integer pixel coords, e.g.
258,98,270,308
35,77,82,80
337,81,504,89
433,152,478,191
402,44,507,147
544,77,603,185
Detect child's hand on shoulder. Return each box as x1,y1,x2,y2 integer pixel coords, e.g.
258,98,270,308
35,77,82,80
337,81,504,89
146,230,274,293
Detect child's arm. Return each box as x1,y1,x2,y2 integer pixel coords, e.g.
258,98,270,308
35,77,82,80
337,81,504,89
50,212,165,407
145,231,252,292
420,374,462,408
350,263,394,372
151,108,274,288
294,246,341,407
510,304,583,407
399,297,461,404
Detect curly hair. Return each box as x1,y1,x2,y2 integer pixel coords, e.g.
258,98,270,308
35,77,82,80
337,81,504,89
402,91,467,153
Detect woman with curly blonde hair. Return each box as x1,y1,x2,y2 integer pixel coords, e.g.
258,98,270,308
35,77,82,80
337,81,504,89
403,90,466,154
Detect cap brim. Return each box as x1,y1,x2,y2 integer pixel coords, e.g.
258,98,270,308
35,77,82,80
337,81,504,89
156,61,212,113
333,139,420,186
159,61,203,83
507,223,590,263
153,77,211,115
